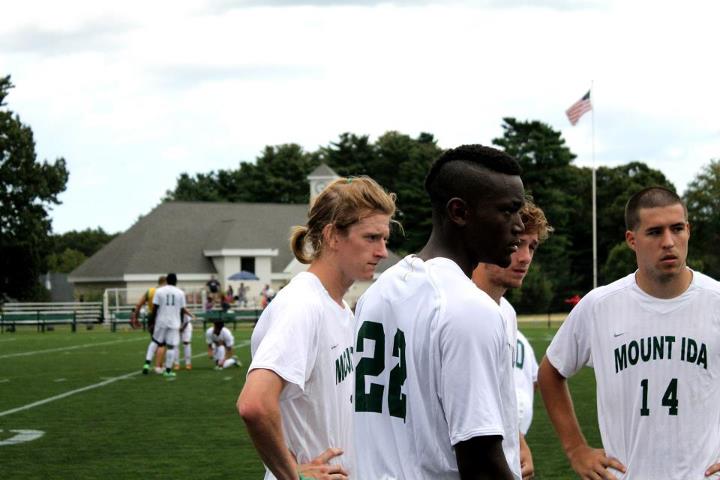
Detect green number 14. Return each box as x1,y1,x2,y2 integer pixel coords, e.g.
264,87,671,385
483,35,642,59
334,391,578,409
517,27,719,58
640,378,678,416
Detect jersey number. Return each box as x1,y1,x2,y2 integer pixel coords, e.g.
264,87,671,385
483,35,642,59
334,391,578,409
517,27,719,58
354,321,407,421
165,296,176,306
640,378,678,416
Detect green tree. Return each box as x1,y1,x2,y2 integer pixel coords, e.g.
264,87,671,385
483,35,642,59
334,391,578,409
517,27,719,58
602,241,636,283
168,132,440,255
50,227,118,258
319,133,377,177
47,248,87,273
492,118,579,308
0,75,69,301
167,144,319,204
320,131,440,253
595,162,675,282
683,159,720,277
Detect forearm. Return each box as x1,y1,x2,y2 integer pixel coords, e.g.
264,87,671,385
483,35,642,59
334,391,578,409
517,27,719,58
537,358,587,456
519,433,534,479
238,373,297,480
134,294,147,313
245,409,297,479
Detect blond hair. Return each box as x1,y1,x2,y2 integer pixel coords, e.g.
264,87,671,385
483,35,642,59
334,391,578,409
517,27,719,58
290,176,397,264
521,198,553,242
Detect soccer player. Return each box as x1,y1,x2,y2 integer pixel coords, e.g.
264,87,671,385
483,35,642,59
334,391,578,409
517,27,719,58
472,199,553,480
353,144,525,479
238,176,396,480
538,186,720,479
174,311,195,371
206,320,240,369
133,275,167,373
142,273,191,378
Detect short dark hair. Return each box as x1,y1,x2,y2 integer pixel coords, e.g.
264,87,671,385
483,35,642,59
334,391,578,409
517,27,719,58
624,186,686,231
425,144,522,211
166,273,177,285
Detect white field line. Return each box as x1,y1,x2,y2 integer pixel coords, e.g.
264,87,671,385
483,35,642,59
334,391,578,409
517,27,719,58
0,340,250,418
0,337,146,359
0,338,17,343
0,371,141,418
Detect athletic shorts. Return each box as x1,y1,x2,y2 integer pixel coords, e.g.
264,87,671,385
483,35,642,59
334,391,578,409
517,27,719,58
153,325,179,347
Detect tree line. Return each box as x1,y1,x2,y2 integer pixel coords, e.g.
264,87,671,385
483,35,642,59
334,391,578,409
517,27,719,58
166,122,719,312
2,74,719,307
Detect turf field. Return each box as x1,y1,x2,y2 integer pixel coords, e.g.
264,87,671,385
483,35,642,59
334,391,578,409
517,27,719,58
0,321,600,479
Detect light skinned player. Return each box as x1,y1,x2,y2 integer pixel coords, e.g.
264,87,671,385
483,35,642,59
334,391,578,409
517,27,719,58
132,275,167,373
237,176,396,480
353,145,525,479
472,199,553,480
538,186,720,479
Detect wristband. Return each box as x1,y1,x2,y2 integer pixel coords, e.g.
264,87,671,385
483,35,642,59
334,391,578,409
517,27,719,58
298,475,311,480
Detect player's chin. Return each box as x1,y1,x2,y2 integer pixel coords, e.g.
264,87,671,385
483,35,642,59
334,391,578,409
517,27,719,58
357,265,377,281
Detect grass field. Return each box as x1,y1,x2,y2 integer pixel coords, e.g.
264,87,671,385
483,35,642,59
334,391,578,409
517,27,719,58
0,321,601,479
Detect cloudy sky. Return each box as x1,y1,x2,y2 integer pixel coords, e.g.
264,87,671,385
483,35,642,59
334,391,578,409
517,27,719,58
2,0,719,234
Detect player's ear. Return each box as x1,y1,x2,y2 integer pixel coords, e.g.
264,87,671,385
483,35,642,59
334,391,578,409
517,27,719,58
446,197,468,227
625,230,636,251
322,223,338,250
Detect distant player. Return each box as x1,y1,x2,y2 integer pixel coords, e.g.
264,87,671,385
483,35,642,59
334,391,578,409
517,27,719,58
353,145,525,479
132,275,166,373
174,311,195,371
142,273,191,378
205,321,240,369
238,176,396,480
539,186,720,479
472,199,553,479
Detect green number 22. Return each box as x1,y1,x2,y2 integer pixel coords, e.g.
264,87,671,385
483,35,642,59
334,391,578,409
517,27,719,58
355,321,407,421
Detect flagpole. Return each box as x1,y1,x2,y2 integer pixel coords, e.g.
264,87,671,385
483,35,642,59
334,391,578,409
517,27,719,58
591,81,597,289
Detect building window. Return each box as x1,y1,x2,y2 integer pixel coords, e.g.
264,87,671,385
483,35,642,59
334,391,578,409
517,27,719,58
241,257,255,274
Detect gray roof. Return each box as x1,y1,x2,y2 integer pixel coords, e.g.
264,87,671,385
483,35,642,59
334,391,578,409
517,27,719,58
307,164,338,178
71,201,400,279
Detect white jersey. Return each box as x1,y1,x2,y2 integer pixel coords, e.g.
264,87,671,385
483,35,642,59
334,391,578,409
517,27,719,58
513,331,537,435
353,256,521,480
547,270,720,479
249,272,355,480
205,326,234,348
499,298,537,435
152,285,186,329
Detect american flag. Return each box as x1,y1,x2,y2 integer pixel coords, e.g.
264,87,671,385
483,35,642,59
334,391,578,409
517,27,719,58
566,90,592,126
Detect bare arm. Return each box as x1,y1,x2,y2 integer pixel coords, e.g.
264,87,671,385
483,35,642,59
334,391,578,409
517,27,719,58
519,433,534,480
130,293,148,328
238,369,299,480
455,435,513,480
537,357,625,480
237,369,348,480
